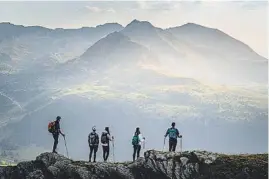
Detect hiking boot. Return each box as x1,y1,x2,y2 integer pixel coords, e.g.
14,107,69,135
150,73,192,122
52,151,58,154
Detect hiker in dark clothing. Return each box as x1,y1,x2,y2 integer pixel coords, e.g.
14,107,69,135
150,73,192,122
88,126,99,162
52,116,65,153
132,127,145,161
164,122,181,152
101,127,113,162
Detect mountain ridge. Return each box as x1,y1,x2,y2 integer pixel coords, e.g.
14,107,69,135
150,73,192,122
1,20,267,60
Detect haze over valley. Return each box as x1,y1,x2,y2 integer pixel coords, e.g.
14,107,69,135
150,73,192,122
0,6,268,162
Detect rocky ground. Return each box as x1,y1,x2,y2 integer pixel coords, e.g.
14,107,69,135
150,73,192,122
0,150,267,179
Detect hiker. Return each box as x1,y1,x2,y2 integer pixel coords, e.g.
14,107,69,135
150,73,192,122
164,122,181,152
48,116,65,153
101,127,113,162
88,126,99,162
132,127,145,162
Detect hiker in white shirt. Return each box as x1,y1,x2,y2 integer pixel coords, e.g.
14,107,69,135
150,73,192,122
132,127,145,161
100,127,113,162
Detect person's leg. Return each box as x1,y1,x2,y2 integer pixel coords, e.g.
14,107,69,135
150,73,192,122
52,134,59,153
102,146,106,161
169,139,172,152
105,146,110,161
133,145,137,161
93,146,98,162
89,146,94,162
137,145,141,159
172,140,177,152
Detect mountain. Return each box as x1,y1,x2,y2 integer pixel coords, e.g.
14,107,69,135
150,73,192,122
122,20,185,64
78,31,160,68
124,20,269,84
0,150,268,179
167,23,266,61
0,22,50,42
166,23,268,83
0,22,123,73
0,20,267,162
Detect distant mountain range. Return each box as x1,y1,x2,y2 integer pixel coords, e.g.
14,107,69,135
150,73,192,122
0,20,267,162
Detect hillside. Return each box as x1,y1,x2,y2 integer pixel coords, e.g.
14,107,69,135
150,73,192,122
0,150,268,179
0,20,267,162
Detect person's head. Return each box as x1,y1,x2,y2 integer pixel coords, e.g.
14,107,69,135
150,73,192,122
171,122,175,128
92,126,96,132
105,127,109,133
135,127,140,135
56,116,61,122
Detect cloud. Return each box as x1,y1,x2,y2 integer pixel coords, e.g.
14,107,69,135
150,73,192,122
135,1,181,11
84,5,116,13
240,1,268,10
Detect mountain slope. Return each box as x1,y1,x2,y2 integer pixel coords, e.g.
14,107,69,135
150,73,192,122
0,20,267,162
167,23,266,61
0,22,124,72
79,31,158,67
166,23,268,84
121,20,185,63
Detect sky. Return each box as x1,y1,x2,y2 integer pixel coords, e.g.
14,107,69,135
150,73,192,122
0,0,268,58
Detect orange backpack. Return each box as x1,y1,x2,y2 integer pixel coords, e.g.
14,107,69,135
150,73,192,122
48,121,55,133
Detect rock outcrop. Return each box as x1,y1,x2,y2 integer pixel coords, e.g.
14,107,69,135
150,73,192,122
0,150,267,179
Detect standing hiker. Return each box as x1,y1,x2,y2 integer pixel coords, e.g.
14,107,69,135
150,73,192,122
48,116,65,153
164,122,182,152
132,127,145,162
88,126,99,162
101,127,113,162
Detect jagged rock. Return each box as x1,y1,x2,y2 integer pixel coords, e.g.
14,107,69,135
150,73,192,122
0,150,267,179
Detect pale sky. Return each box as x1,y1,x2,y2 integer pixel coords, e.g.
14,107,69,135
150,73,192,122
0,0,268,58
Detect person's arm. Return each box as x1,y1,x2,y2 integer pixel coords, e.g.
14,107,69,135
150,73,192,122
58,123,65,137
164,128,169,137
97,134,99,144
176,129,182,138
176,129,179,137
60,130,65,137
139,134,145,142
107,134,113,141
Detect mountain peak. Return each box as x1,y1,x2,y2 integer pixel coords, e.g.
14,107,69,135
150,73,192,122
95,22,123,29
178,22,219,32
126,19,155,29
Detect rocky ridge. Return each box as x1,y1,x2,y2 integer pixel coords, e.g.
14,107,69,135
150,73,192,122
0,150,267,179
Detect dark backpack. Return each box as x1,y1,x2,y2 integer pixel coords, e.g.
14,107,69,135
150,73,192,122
101,132,109,144
132,135,139,145
88,132,99,145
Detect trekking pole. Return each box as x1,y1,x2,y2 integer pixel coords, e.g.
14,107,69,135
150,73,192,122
180,136,183,153
64,136,69,158
112,138,115,163
162,137,166,151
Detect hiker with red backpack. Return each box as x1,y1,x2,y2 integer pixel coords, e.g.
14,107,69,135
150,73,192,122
48,116,65,153
88,126,99,162
101,127,114,162
132,127,145,162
